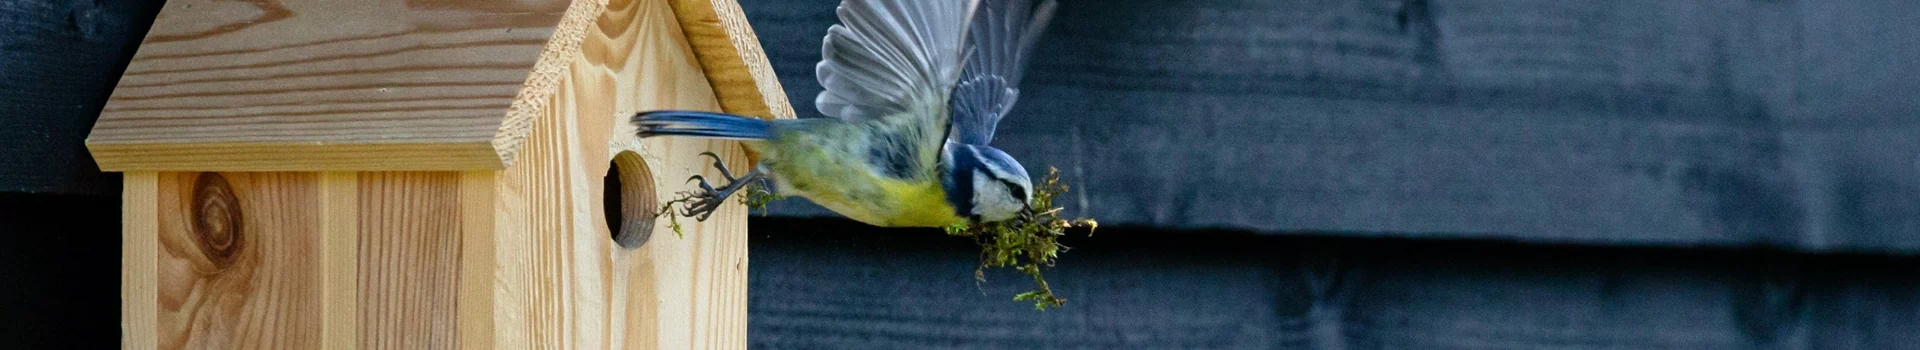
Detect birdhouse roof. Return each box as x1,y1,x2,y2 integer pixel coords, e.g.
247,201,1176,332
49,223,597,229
86,0,789,171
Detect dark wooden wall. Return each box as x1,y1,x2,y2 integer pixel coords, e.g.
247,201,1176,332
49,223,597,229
0,0,161,347
0,0,160,194
732,0,1920,348
749,219,1918,349
2,0,1918,348
751,0,1920,254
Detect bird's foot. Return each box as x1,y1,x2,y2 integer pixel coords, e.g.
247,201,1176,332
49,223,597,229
678,152,763,221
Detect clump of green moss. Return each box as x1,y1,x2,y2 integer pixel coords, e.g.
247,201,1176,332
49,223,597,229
738,181,778,216
944,167,1097,310
657,196,690,238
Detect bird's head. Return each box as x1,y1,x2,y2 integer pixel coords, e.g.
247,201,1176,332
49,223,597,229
942,142,1033,223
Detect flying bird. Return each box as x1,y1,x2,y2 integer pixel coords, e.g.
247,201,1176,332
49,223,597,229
631,0,1058,227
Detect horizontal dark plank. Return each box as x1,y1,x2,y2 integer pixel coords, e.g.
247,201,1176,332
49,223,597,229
741,0,1920,253
748,218,1920,349
0,0,164,194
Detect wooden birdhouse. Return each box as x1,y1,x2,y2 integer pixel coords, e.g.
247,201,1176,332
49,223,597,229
87,0,791,348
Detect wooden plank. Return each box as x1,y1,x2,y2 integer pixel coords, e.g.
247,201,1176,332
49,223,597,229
87,143,501,172
355,172,463,349
457,171,501,349
667,0,795,121
319,173,359,349
152,172,325,349
747,218,1920,349
485,50,575,348
86,0,584,171
741,0,1920,253
0,0,160,194
122,172,159,349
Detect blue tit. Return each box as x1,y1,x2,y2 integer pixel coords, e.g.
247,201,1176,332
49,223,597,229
630,0,1058,227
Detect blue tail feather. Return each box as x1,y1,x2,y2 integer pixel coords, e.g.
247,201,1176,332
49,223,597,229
632,110,772,140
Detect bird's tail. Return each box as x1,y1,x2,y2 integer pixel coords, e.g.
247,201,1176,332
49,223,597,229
632,110,772,140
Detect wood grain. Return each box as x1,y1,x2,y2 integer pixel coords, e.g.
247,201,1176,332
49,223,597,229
606,0,748,348
319,173,358,349
598,0,751,348
122,172,159,349
667,0,795,122
88,0,576,171
462,0,753,347
481,69,574,349
356,172,463,349
88,143,502,172
151,172,325,349
111,0,774,348
456,171,500,349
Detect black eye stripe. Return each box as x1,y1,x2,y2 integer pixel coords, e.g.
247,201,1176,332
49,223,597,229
999,179,1027,201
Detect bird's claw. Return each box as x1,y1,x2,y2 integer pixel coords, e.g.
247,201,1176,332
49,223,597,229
688,175,718,192
698,152,736,182
680,192,724,221
674,154,760,222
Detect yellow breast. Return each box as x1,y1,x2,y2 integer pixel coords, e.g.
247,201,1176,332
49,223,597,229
873,180,963,227
812,177,961,228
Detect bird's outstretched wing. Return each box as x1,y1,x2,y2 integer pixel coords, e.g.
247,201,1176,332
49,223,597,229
947,0,1057,145
815,0,979,122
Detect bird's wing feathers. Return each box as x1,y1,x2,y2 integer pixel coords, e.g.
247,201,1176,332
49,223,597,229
948,0,1057,145
815,0,978,122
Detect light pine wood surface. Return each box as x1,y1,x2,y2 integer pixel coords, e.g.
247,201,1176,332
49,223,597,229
89,0,576,171
667,0,795,121
149,172,328,349
115,0,787,348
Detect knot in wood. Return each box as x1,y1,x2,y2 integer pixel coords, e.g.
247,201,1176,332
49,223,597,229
190,172,243,269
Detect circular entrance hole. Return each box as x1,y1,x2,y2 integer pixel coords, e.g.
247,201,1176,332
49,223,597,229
605,151,659,249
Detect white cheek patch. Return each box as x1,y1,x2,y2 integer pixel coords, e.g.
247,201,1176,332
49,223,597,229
971,170,1021,220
